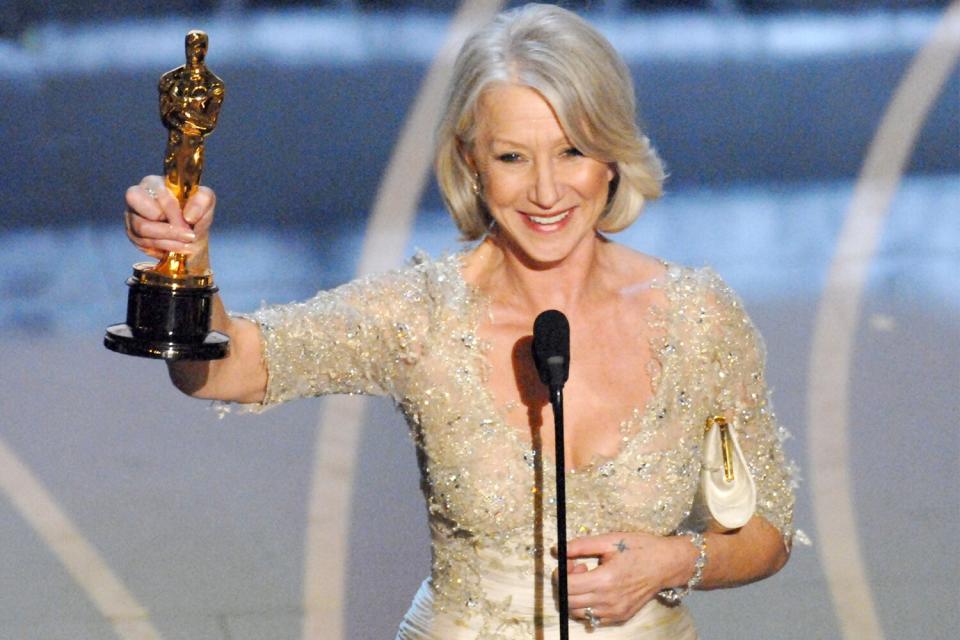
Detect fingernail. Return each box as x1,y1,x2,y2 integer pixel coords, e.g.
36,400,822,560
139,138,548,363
179,230,197,242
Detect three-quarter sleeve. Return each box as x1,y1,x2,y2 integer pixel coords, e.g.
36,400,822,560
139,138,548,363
238,265,429,410
707,273,796,543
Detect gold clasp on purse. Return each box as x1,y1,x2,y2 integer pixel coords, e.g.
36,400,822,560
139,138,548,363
706,416,735,482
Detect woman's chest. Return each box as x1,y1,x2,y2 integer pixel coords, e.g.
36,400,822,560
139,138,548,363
408,383,706,539
478,300,665,470
399,320,715,539
394,261,727,538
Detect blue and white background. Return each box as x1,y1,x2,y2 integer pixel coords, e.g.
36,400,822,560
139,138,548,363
0,1,957,638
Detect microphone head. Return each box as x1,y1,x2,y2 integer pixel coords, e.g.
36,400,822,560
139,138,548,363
532,310,570,388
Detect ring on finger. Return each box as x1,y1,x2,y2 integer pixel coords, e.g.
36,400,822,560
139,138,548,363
584,607,601,629
144,185,158,199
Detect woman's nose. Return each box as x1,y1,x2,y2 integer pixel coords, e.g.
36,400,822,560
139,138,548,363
529,161,561,209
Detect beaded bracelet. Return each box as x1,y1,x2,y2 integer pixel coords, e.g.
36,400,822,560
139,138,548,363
657,531,707,606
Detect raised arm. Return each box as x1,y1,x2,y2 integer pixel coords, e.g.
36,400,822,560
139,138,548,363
123,175,267,403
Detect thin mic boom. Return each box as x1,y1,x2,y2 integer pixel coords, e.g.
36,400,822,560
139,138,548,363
532,308,572,640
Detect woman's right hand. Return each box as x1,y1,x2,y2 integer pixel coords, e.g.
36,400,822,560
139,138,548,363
124,175,216,268
123,176,268,403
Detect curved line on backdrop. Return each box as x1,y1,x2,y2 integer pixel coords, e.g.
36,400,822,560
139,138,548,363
300,2,506,639
0,437,165,640
807,2,960,639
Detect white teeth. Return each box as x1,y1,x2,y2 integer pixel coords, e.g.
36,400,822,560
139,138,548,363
528,210,570,225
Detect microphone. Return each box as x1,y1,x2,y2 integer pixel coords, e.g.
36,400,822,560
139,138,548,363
532,310,570,390
532,308,572,640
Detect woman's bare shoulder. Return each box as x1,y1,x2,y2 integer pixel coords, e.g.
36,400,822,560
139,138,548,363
600,242,669,292
459,241,495,286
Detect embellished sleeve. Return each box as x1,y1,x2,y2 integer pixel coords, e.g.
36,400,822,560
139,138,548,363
705,272,796,543
235,263,429,411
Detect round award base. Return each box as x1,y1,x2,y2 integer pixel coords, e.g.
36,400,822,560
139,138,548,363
104,263,230,361
105,323,229,360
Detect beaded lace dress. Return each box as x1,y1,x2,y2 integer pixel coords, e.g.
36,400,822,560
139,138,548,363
243,253,795,639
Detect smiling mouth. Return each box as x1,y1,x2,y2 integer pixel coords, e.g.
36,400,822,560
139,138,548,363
526,209,571,225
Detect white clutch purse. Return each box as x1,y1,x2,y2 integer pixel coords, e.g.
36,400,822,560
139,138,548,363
700,415,756,531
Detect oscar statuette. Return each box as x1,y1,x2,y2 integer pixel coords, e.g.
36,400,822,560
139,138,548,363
105,30,229,360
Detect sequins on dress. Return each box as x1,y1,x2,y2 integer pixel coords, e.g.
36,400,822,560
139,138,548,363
240,253,795,639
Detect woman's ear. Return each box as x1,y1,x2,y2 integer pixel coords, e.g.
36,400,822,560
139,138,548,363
458,138,478,173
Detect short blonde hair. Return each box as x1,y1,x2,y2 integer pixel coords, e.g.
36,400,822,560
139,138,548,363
436,3,666,241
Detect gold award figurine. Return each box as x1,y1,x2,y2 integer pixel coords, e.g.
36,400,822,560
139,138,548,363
105,30,229,360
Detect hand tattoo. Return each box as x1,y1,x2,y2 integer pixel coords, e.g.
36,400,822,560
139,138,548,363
614,539,628,553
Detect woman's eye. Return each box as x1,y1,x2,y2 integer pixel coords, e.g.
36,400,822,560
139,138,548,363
497,152,522,163
563,147,584,157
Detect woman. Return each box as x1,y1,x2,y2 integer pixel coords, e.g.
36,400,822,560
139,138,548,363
124,4,794,638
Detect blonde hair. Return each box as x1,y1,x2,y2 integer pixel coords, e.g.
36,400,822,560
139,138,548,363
436,3,666,240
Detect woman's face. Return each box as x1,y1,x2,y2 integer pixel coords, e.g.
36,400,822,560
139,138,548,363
466,84,615,267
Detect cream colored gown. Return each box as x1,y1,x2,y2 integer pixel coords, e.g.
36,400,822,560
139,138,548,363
243,254,795,639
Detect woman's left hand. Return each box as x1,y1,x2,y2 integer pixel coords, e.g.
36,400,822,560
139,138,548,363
559,531,697,627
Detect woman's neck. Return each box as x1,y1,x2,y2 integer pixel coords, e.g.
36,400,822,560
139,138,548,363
467,232,611,317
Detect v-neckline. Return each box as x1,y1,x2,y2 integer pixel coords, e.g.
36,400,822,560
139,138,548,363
448,253,679,476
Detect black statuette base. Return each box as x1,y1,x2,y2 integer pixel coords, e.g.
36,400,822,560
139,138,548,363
105,323,229,360
104,276,229,361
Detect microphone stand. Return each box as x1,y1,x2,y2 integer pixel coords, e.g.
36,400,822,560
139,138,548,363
532,309,571,639
549,383,569,640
